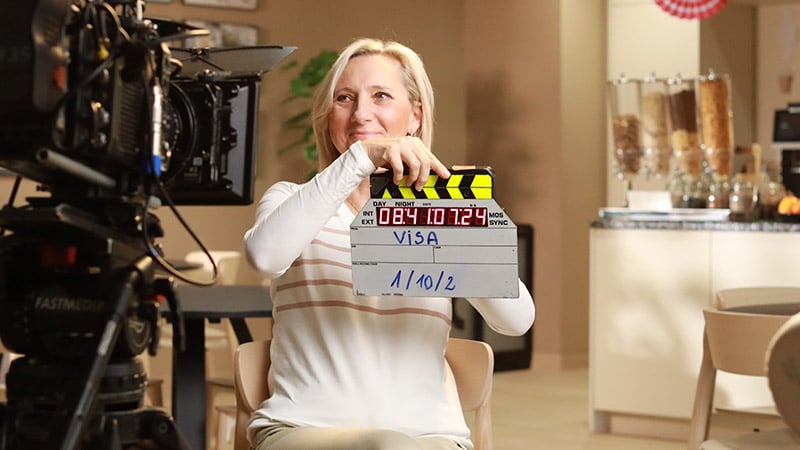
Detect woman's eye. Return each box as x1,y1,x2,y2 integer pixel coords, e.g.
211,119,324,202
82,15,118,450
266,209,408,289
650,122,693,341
335,94,352,102
375,92,391,101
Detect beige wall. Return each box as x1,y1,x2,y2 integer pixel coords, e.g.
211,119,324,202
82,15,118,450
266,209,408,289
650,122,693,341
758,3,800,165
0,0,608,369
463,0,604,369
560,0,606,368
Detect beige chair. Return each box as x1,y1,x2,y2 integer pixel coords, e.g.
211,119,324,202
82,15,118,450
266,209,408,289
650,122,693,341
714,287,800,310
688,307,800,449
152,250,243,448
184,250,242,287
767,312,800,440
227,338,495,450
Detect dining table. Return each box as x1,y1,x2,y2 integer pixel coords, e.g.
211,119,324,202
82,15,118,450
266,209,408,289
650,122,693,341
161,284,272,450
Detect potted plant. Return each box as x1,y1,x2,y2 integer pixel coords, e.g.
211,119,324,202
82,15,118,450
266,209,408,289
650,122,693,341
279,50,337,179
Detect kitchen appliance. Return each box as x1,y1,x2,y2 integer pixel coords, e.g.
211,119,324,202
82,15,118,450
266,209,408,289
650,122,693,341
774,103,800,195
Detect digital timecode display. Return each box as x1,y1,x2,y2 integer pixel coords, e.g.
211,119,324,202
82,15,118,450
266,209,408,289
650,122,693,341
376,206,489,227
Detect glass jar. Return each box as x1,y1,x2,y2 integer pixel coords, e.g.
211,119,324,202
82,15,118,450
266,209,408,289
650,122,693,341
759,166,786,221
687,175,709,208
707,178,730,209
729,179,758,221
607,74,643,179
698,69,734,179
640,74,671,178
667,74,702,176
670,174,709,208
669,174,689,208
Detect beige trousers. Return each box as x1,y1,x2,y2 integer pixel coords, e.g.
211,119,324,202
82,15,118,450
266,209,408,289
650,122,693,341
252,425,468,450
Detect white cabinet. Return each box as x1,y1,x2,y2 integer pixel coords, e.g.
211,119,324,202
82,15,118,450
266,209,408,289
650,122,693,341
590,228,710,424
589,227,800,437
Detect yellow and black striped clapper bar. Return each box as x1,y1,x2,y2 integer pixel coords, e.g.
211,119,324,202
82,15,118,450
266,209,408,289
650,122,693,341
351,167,519,298
369,167,494,199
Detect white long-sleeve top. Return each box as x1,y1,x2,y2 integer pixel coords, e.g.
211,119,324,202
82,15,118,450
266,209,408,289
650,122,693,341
243,142,535,448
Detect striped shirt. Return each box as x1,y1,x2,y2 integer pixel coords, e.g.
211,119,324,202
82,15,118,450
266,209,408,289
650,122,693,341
243,143,534,448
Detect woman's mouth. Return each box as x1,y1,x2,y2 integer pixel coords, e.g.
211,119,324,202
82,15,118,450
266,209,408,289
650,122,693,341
350,131,381,141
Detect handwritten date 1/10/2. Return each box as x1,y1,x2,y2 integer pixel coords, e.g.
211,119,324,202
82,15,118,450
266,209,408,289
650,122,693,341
389,269,456,293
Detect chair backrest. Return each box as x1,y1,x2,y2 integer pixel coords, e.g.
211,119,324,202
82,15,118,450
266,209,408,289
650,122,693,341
715,287,800,310
184,250,242,286
233,338,494,450
703,307,790,376
767,312,800,437
233,339,271,450
445,338,494,450
688,307,792,448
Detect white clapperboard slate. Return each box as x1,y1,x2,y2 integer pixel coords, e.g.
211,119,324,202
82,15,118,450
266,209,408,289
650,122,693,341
350,167,518,298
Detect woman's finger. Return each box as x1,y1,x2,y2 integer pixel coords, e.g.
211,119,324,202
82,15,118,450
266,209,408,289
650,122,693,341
410,143,432,190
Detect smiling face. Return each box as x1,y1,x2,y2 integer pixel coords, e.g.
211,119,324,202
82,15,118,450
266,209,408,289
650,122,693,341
328,54,422,154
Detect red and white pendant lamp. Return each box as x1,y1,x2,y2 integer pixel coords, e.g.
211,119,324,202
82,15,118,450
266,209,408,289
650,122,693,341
654,0,728,20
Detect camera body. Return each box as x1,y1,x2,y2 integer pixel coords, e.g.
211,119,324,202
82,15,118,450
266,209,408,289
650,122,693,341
0,0,280,205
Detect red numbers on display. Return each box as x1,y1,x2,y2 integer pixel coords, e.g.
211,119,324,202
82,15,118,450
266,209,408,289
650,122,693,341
377,207,488,227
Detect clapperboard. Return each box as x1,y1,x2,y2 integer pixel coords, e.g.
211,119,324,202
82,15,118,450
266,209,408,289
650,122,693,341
350,167,519,298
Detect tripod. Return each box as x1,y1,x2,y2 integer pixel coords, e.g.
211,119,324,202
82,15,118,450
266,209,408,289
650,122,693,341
0,202,191,450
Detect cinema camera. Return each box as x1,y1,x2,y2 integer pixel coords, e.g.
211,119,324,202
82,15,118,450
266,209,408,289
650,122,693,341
0,1,293,448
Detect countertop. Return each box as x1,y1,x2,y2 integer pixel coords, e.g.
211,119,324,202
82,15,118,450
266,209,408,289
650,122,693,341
590,217,800,232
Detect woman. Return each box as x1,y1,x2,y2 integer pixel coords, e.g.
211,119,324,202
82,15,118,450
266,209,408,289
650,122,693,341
243,38,534,450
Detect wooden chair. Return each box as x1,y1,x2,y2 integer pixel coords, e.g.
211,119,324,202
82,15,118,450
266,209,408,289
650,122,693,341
227,338,494,450
152,250,242,448
714,287,800,310
767,312,800,440
688,307,800,449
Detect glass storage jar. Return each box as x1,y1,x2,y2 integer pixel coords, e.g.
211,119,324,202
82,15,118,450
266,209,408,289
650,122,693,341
667,74,703,177
607,74,643,179
639,74,671,178
698,69,734,179
729,178,758,221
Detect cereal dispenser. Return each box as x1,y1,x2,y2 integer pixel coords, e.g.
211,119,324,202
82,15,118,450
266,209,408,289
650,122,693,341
607,74,643,180
667,74,702,177
639,74,671,178
697,69,734,179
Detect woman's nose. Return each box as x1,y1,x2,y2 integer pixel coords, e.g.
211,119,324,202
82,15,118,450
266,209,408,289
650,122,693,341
351,98,373,122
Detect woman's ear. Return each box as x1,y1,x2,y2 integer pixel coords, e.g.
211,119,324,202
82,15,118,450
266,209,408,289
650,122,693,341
408,101,422,136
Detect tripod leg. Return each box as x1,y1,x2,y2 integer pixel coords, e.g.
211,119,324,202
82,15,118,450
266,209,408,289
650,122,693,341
59,257,152,450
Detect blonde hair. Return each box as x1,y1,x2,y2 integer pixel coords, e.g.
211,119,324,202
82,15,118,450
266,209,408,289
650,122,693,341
311,38,435,169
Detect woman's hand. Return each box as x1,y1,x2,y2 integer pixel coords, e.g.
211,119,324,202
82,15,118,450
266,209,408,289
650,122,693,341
359,137,450,190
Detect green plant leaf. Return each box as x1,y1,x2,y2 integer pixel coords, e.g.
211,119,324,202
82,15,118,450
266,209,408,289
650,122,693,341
289,77,311,98
303,143,318,162
279,49,336,173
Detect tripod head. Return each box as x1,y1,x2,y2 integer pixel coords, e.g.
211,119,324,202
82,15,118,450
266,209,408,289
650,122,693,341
0,199,188,449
